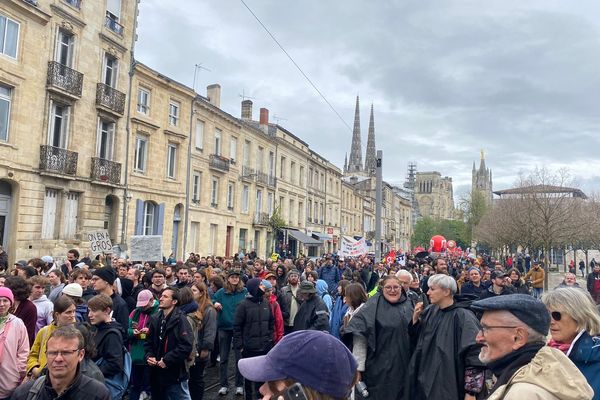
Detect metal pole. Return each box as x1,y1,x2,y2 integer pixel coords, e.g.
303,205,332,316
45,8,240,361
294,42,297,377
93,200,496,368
182,66,200,257
375,150,383,261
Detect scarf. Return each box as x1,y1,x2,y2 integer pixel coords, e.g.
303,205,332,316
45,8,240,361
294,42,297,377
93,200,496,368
487,342,544,395
548,339,571,354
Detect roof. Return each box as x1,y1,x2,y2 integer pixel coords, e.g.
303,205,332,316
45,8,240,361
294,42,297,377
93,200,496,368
493,185,588,199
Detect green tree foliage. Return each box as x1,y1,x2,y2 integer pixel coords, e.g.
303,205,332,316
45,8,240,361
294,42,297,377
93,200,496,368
412,217,470,249
411,217,436,248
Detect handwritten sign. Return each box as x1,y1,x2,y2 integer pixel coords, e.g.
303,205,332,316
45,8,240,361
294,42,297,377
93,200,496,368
130,235,162,262
87,230,113,256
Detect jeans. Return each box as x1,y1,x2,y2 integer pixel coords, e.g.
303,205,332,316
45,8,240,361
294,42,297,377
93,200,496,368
129,364,151,400
242,349,268,400
189,355,209,400
219,329,243,387
532,287,543,299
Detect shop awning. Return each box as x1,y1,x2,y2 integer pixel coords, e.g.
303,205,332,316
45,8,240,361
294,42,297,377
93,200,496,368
287,229,322,246
312,231,332,241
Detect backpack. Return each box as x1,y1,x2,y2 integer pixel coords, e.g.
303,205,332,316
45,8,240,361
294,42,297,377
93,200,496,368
26,376,46,400
96,346,132,400
185,314,200,370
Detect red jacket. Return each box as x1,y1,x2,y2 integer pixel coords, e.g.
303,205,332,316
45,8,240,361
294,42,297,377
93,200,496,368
268,294,284,343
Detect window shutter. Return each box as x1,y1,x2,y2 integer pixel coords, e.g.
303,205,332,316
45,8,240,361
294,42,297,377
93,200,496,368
107,0,121,18
134,199,144,235
156,203,165,235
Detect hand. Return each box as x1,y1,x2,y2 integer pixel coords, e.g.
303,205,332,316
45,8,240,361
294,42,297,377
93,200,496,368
64,259,72,271
147,357,157,366
412,302,424,324
158,359,167,369
214,302,223,311
464,394,476,400
141,327,149,334
133,329,140,336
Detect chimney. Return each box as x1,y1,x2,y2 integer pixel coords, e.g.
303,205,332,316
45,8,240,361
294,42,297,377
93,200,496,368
241,100,253,120
206,84,221,108
259,107,269,133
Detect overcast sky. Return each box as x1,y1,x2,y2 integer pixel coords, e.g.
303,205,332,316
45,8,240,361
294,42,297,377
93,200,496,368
135,0,600,199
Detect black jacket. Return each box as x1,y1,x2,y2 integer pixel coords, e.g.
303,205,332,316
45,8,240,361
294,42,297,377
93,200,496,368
144,307,193,384
10,370,110,400
479,285,516,299
292,294,330,332
233,295,274,352
91,321,124,379
110,292,130,343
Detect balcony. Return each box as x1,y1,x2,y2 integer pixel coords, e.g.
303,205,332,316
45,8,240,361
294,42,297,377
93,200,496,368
39,145,78,176
47,61,83,98
209,154,230,173
241,166,255,182
268,174,277,188
96,83,125,115
256,171,269,185
253,212,271,227
105,16,124,35
91,157,121,185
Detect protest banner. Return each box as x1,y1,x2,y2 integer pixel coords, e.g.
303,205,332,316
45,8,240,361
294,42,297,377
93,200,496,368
339,236,368,257
87,230,113,256
130,235,163,261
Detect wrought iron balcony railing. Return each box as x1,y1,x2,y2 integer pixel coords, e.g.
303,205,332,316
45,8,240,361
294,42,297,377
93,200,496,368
268,174,277,188
105,16,124,35
209,154,230,172
47,61,83,98
241,166,255,181
39,145,78,176
253,212,271,226
96,83,125,115
91,157,121,185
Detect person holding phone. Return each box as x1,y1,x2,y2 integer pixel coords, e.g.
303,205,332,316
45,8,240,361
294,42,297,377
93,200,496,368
238,330,357,400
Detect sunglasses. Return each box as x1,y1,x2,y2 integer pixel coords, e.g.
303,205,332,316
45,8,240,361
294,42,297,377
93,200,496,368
551,311,562,321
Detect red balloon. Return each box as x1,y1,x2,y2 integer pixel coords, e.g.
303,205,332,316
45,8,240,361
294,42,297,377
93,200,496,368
429,235,447,253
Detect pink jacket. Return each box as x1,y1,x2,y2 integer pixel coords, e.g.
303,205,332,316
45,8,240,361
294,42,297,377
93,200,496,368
0,314,30,398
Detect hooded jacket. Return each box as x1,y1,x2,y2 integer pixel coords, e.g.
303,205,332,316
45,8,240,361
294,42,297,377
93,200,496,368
0,314,29,398
32,295,53,334
233,285,274,352
91,320,124,379
567,331,600,400
128,299,159,364
486,346,593,400
212,286,247,330
316,279,333,315
26,322,58,375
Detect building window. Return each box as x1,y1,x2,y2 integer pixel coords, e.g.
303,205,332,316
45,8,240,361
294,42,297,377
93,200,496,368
241,185,249,213
214,128,221,155
137,87,150,114
227,182,235,210
192,171,201,204
134,135,148,172
97,118,115,159
267,192,273,215
268,151,275,176
289,199,294,225
105,0,122,34
307,199,312,221
62,192,79,239
208,224,217,255
280,156,286,179
229,137,237,163
239,229,247,252
0,15,19,59
257,146,264,172
256,190,262,214
103,54,118,88
243,140,251,167
290,161,296,184
143,201,156,235
166,144,177,179
49,101,70,148
41,188,58,239
55,29,74,67
168,101,180,126
299,166,304,186
211,176,219,207
298,202,303,225
0,84,11,142
195,120,204,150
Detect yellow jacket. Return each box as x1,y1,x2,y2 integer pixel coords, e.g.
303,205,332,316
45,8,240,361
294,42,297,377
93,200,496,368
26,323,57,376
525,267,545,288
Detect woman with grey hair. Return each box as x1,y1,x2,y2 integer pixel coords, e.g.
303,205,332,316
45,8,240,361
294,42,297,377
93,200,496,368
407,273,486,400
542,288,600,399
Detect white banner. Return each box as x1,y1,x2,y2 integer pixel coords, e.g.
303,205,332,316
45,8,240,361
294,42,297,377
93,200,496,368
87,230,113,256
130,235,163,261
339,236,368,257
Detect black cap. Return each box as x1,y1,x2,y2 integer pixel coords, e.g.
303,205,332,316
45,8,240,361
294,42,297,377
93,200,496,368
471,294,550,336
227,269,241,277
491,270,507,280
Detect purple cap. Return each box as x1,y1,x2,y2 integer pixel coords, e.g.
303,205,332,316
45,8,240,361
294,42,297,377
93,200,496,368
238,330,357,398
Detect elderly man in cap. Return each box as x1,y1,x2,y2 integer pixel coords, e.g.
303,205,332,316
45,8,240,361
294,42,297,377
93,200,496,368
472,294,593,400
292,281,330,332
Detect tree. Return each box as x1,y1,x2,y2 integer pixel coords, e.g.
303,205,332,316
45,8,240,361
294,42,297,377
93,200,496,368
460,189,488,245
268,205,286,253
411,216,436,248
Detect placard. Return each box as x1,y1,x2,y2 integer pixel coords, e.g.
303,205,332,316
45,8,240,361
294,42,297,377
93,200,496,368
130,235,163,261
87,230,113,256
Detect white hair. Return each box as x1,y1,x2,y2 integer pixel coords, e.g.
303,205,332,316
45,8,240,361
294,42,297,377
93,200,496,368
428,274,457,295
396,269,413,280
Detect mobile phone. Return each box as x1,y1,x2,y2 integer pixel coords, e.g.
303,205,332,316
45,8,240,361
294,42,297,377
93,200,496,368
282,383,308,400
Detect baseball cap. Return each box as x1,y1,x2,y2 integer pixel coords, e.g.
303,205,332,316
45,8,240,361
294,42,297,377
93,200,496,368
238,330,357,398
41,256,54,264
14,260,27,267
261,279,272,290
62,283,83,298
136,290,154,308
491,270,507,280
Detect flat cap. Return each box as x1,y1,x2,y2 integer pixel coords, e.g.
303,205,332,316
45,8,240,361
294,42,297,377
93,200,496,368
298,280,316,294
471,294,550,336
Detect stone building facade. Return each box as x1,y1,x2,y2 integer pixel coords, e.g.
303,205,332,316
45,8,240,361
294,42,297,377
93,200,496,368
415,171,455,220
0,0,136,262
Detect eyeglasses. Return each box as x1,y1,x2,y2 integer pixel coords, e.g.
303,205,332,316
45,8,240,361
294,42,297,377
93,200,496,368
478,324,519,335
551,311,562,321
46,349,81,358
383,285,401,292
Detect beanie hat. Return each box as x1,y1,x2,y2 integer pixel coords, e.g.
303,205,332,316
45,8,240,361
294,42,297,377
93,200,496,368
93,267,117,285
62,283,83,298
246,278,261,297
261,279,273,290
0,287,14,305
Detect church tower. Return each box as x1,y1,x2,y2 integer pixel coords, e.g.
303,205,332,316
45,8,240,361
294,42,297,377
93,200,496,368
472,150,493,204
346,96,363,174
364,104,377,176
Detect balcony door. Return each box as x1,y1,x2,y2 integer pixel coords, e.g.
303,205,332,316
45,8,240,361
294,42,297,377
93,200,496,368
55,30,74,68
49,101,69,149
97,118,115,160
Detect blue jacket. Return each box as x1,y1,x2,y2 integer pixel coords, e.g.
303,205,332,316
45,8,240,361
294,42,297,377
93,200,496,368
569,331,600,400
212,287,248,330
318,264,340,293
316,280,333,315
329,296,348,339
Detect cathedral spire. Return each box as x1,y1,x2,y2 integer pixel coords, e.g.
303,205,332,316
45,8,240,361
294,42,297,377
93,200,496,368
347,96,363,173
343,153,348,173
364,103,377,176
479,149,487,172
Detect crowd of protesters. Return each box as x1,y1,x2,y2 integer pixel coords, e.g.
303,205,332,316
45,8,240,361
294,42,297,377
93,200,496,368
0,248,599,399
